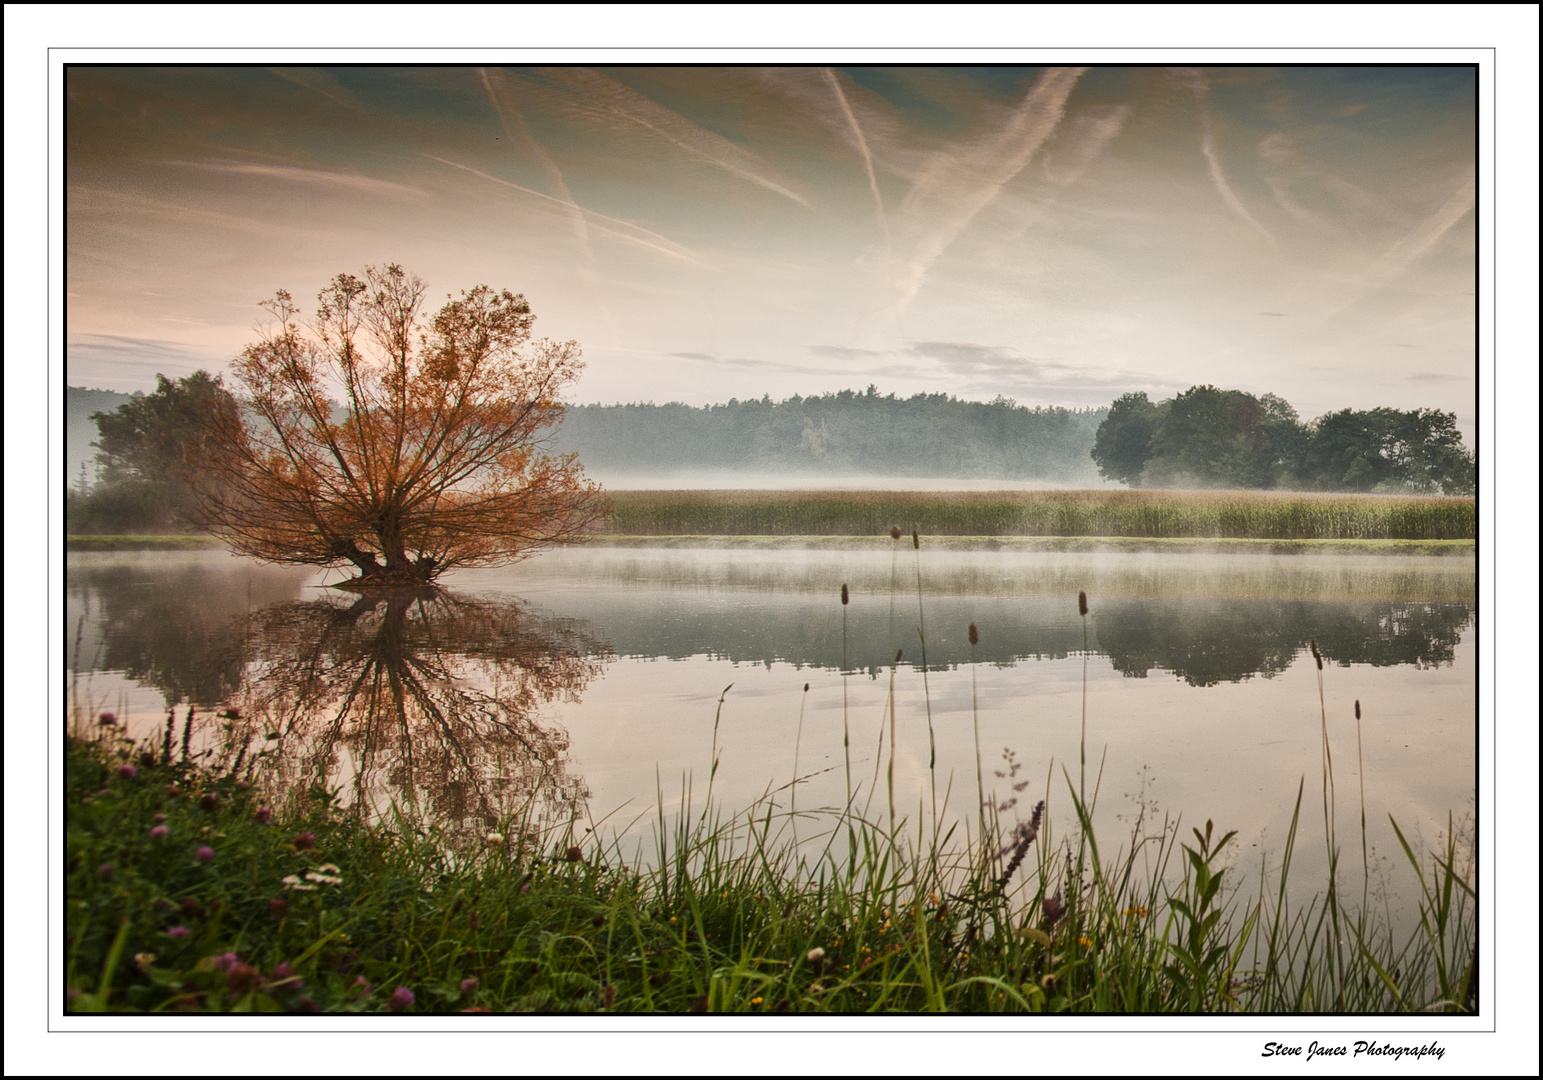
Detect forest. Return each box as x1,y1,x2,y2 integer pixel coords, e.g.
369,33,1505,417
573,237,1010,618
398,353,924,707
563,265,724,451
550,387,1107,481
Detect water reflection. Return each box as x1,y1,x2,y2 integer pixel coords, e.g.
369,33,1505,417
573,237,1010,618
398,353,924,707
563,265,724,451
67,555,313,705
1093,598,1473,687
210,589,612,844
521,591,1474,686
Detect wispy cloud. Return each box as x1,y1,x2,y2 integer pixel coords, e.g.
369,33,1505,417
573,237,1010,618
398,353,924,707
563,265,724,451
267,68,361,111
478,67,616,340
1177,69,1273,244
543,67,812,208
1322,175,1476,320
807,344,885,361
902,341,1164,401
1378,177,1476,273
68,333,225,388
165,159,427,199
823,68,890,259
885,67,1086,319
421,154,711,268
1256,132,1402,227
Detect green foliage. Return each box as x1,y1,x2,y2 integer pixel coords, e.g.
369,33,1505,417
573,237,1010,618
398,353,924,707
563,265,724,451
1090,392,1163,485
66,720,1473,1014
73,372,236,534
1092,387,1474,495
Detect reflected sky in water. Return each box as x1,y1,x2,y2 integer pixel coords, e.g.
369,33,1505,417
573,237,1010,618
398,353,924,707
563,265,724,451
68,547,1475,921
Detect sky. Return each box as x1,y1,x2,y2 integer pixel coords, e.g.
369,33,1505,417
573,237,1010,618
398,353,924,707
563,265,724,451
66,64,1478,439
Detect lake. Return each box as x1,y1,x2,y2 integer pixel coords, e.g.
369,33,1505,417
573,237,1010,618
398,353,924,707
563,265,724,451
66,546,1475,927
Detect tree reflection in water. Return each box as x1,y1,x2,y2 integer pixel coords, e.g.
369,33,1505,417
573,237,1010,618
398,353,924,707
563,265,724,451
214,588,611,849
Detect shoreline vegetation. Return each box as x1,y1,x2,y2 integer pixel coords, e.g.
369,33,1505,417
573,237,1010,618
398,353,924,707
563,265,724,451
65,694,1476,1015
68,488,1476,555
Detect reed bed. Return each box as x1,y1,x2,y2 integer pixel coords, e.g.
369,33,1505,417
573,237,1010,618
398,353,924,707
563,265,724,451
603,489,1476,541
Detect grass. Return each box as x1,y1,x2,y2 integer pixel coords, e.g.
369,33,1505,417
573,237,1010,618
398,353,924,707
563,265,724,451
602,489,1476,542
65,632,1476,1015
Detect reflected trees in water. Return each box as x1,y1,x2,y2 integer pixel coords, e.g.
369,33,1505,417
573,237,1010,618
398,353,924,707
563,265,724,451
213,588,611,850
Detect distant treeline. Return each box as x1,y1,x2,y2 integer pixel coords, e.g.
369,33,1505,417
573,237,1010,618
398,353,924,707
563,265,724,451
1092,386,1475,496
552,387,1106,481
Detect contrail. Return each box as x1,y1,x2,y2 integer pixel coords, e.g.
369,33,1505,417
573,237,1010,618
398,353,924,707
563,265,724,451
886,66,1086,320
544,67,812,208
823,67,891,259
477,68,616,341
1180,68,1274,244
422,154,711,268
1320,176,1475,321
1380,176,1475,272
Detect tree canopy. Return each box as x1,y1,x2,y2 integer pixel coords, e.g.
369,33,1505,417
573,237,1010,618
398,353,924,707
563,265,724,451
1091,385,1474,495
186,264,606,585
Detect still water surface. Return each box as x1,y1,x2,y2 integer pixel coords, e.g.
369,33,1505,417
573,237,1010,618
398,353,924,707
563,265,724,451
67,547,1475,915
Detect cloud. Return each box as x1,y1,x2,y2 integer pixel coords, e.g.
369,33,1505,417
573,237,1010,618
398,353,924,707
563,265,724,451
884,67,1087,318
165,159,427,199
1041,104,1131,186
267,68,361,110
807,344,886,361
1256,131,1401,227
1379,177,1476,273
542,67,811,208
421,154,711,268
1177,69,1273,244
67,334,226,390
823,68,890,256
901,341,1161,400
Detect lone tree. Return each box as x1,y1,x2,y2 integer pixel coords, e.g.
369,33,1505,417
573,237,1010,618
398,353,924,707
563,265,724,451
187,264,607,586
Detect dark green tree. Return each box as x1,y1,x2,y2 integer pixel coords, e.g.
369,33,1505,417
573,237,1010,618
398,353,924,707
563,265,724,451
1090,391,1163,485
1143,385,1270,488
1304,408,1398,492
1258,393,1311,489
72,371,236,533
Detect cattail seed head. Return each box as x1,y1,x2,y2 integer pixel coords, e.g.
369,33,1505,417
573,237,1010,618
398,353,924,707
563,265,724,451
1309,638,1323,670
890,525,901,540
1355,700,1361,720
912,529,919,550
968,623,979,646
1078,590,1088,617
840,583,849,606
